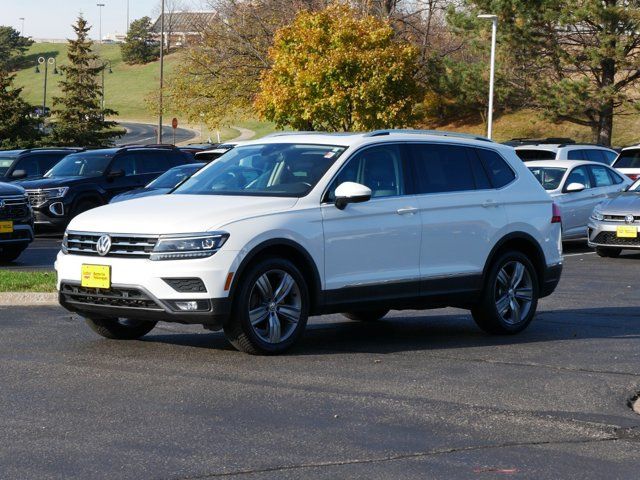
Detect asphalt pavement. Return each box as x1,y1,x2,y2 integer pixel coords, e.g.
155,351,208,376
117,122,197,146
1,247,639,479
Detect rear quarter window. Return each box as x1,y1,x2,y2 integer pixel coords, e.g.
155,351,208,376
614,150,640,169
476,149,516,188
515,149,556,161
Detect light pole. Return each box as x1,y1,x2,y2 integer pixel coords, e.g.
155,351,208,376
478,14,498,140
35,56,57,118
126,0,130,34
101,60,113,121
97,3,105,44
19,17,25,36
157,0,165,143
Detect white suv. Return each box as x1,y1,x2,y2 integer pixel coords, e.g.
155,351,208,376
511,139,618,165
55,131,563,354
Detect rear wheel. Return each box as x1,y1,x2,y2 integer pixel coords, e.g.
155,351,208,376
224,257,309,355
596,247,621,258
85,317,157,340
342,309,389,322
0,245,26,262
472,251,539,335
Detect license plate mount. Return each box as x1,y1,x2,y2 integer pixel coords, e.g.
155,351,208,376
81,264,111,289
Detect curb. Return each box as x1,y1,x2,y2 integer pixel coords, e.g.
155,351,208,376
0,292,59,306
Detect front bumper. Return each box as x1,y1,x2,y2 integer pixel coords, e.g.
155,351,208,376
587,220,640,249
0,223,34,247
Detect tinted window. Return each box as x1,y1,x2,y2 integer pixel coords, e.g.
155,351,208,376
603,150,617,165
477,149,516,188
589,165,613,187
528,167,566,191
410,144,478,194
0,157,16,176
136,151,172,174
327,145,405,200
110,153,137,175
45,151,113,177
614,149,640,169
148,164,203,188
15,154,65,177
567,149,586,160
608,169,624,185
585,149,610,164
565,166,591,189
515,149,556,161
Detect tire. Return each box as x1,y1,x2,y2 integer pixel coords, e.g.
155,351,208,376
223,257,309,355
0,245,26,262
342,309,389,322
596,247,621,258
85,317,157,340
472,251,539,335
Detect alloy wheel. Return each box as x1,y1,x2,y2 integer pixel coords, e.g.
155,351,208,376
494,260,533,325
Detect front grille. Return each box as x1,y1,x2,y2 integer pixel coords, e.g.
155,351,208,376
603,214,638,223
0,196,30,221
163,278,207,293
593,231,640,246
61,283,162,310
65,231,159,258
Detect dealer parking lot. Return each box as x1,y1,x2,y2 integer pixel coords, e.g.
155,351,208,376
1,246,639,479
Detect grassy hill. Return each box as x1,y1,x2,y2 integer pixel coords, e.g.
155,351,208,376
12,43,640,146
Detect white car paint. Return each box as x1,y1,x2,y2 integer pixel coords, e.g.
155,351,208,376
526,160,631,240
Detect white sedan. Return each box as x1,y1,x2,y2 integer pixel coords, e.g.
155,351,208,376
527,160,632,240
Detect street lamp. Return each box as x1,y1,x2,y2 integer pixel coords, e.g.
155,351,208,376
35,56,57,119
478,14,498,140
158,0,165,143
100,60,113,121
97,3,105,44
19,17,25,36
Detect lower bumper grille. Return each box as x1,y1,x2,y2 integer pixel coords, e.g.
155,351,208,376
60,283,163,310
0,229,31,242
593,232,640,247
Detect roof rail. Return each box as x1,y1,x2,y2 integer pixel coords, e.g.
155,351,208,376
364,129,493,142
504,137,576,146
117,143,178,150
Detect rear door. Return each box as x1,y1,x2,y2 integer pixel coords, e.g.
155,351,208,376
409,143,508,285
560,166,594,237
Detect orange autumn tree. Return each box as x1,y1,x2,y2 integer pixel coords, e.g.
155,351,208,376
255,3,422,131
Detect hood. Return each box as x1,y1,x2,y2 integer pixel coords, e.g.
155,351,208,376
69,194,299,234
0,182,25,196
17,176,90,190
110,188,169,204
598,192,640,215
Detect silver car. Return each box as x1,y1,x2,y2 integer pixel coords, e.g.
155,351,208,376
527,160,631,240
588,178,640,257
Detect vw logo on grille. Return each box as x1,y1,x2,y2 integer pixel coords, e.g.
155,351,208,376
96,235,112,256
625,214,635,224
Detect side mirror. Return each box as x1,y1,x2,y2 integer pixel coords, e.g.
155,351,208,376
11,169,27,180
334,182,372,210
107,169,125,179
565,182,586,193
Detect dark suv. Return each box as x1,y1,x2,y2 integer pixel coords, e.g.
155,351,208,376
0,148,84,182
0,182,34,262
17,145,193,230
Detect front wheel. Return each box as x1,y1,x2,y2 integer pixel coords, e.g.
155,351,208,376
85,317,157,340
596,247,621,258
472,251,539,335
224,257,309,355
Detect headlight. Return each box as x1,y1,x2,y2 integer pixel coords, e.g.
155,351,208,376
590,209,604,221
150,232,229,261
28,187,69,206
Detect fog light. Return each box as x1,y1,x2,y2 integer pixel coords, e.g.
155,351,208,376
175,301,199,311
49,202,65,216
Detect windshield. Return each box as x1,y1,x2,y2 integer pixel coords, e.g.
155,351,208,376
147,164,203,189
0,156,17,176
614,149,640,169
516,149,557,161
174,143,347,197
528,166,566,190
45,151,113,178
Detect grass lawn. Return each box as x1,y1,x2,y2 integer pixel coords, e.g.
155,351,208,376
0,271,57,292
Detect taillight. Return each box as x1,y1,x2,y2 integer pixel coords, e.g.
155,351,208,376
551,203,561,223
626,173,640,181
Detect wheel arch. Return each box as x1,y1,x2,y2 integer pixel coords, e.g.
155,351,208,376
228,239,323,314
482,232,547,290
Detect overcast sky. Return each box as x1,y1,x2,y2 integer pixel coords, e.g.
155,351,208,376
3,0,205,39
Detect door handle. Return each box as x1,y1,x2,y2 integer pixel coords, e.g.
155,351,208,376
396,207,418,215
481,199,499,208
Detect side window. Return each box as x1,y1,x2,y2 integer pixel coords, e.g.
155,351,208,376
109,153,137,176
476,149,516,188
565,166,591,189
589,165,613,187
41,154,66,174
411,144,477,194
584,149,607,164
603,150,618,165
567,149,586,160
137,151,171,174
326,145,405,200
13,156,39,177
608,169,624,185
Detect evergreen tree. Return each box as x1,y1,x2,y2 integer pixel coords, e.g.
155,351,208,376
49,16,120,147
121,16,159,65
0,26,33,70
0,69,42,148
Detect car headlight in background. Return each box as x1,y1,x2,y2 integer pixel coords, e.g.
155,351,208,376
590,209,604,221
150,232,229,261
27,187,69,206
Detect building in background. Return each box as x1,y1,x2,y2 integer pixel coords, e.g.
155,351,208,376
151,11,215,48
